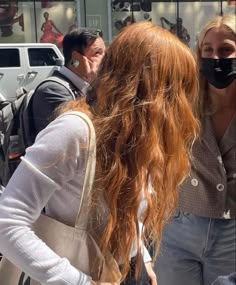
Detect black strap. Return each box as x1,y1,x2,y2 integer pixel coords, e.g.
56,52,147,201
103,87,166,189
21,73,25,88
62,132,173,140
18,272,31,285
51,70,83,98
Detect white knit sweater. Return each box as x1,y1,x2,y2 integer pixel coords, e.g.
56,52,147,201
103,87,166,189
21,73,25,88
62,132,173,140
0,113,151,285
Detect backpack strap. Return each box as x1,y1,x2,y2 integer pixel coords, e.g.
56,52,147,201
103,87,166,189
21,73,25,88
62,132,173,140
24,75,80,147
39,76,76,100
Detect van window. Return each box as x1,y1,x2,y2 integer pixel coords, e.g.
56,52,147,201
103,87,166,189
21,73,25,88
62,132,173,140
0,49,20,67
28,48,59,67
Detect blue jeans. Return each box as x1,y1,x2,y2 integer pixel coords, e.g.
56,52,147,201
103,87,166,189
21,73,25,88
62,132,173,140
154,211,236,285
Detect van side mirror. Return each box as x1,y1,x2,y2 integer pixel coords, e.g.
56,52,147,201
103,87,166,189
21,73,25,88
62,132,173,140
55,58,64,66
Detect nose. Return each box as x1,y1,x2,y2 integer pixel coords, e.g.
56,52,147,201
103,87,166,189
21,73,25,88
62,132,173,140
211,53,219,59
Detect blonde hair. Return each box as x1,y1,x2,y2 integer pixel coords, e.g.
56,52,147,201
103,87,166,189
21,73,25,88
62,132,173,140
195,15,236,117
60,22,200,280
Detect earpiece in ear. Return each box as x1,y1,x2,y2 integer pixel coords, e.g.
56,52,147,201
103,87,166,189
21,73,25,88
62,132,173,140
71,58,80,68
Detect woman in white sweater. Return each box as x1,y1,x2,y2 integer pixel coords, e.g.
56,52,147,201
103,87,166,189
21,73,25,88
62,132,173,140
0,22,200,284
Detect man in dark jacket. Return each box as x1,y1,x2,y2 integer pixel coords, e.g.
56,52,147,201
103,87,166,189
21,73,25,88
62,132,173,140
31,27,105,136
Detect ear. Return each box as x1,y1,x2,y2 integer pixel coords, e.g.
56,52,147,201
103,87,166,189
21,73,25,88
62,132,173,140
71,50,81,59
71,50,78,59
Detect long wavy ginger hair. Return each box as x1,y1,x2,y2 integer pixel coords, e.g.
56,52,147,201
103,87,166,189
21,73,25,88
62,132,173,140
62,22,200,279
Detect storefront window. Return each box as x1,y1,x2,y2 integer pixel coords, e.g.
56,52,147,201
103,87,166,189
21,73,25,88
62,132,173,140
0,0,77,46
1,1,235,46
110,0,236,48
176,0,235,48
0,0,25,43
111,1,152,37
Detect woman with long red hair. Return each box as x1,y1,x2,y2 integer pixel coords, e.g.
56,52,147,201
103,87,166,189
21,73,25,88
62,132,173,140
0,22,199,284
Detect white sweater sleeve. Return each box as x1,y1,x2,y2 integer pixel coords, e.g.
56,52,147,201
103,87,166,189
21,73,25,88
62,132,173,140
0,114,92,285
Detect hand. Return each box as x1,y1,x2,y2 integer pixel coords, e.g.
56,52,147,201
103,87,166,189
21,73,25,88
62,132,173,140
71,55,98,83
86,57,101,83
145,262,157,285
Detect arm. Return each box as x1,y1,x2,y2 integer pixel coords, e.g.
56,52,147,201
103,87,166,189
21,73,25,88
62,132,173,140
0,115,92,284
31,81,75,135
138,186,157,285
141,231,157,285
145,262,157,285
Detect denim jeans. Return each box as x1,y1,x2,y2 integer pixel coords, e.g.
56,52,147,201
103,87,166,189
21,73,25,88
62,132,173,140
154,211,236,285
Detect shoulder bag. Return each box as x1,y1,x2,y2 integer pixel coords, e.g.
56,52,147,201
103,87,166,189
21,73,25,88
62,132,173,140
0,111,121,285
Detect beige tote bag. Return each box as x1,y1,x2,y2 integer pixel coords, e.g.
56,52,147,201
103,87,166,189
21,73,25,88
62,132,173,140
0,111,121,285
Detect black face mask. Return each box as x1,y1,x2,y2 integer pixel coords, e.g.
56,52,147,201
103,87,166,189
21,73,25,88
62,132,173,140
200,58,236,89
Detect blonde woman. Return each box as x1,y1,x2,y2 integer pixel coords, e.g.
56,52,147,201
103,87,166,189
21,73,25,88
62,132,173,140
0,22,199,284
155,14,236,285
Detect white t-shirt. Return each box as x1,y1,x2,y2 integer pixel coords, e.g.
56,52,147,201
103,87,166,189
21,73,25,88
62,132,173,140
0,113,151,285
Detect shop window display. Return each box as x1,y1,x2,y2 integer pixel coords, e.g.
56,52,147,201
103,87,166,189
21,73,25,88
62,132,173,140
160,16,190,46
40,11,64,48
0,0,76,45
0,0,24,42
111,1,152,35
110,0,236,49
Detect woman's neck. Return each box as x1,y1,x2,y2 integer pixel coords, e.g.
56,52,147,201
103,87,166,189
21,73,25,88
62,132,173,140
209,83,236,113
208,82,235,141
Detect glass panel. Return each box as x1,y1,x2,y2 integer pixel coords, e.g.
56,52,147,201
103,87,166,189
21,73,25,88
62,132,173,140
177,1,235,49
222,0,236,14
111,1,152,37
33,1,76,47
0,1,25,43
110,1,236,49
0,0,77,44
0,49,20,67
152,1,222,49
83,0,110,47
178,1,220,48
36,1,76,48
28,47,59,66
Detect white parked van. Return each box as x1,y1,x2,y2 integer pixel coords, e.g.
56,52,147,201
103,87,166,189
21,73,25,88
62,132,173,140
0,43,64,101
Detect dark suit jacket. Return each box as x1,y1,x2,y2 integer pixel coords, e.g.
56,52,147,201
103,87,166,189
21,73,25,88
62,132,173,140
30,70,83,137
178,114,236,219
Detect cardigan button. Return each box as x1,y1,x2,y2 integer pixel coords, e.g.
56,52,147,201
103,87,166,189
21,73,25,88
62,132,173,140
217,156,223,164
191,178,198,187
216,184,224,191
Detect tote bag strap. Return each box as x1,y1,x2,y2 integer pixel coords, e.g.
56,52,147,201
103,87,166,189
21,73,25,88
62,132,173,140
57,111,96,229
